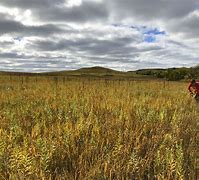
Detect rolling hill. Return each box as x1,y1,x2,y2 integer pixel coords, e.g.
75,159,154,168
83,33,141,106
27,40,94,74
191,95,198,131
0,65,199,80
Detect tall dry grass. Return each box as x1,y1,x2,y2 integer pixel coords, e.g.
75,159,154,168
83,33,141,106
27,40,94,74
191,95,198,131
0,76,198,179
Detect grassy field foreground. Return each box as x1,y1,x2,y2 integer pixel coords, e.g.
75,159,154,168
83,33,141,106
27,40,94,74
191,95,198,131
0,76,198,179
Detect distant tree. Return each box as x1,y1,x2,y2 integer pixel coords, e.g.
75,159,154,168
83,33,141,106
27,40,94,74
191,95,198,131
189,67,199,79
166,69,184,81
155,71,165,78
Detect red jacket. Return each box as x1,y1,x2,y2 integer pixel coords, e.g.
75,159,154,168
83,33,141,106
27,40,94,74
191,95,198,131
188,82,199,94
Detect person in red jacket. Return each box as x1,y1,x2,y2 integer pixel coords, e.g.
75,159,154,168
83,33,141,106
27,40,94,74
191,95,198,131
188,79,199,102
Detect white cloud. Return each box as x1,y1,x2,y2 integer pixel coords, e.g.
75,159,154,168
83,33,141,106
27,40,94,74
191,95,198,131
0,0,198,72
64,0,82,7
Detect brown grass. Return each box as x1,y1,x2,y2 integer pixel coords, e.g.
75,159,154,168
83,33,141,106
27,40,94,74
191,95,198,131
0,76,198,179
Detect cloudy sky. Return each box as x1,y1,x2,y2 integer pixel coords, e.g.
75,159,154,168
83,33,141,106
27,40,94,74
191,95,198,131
0,0,199,72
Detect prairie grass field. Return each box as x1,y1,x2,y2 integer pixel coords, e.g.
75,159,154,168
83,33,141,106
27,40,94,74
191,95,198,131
0,75,198,179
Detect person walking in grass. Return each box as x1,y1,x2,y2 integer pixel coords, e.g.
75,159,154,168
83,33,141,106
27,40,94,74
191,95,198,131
188,79,199,102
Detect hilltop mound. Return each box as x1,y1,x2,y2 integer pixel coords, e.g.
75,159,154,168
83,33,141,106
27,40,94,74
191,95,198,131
75,66,121,74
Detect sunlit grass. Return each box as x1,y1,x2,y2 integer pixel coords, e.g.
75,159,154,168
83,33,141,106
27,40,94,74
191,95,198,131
0,76,198,179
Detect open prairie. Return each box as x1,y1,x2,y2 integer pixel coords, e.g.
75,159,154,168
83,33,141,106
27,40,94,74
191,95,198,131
0,75,198,179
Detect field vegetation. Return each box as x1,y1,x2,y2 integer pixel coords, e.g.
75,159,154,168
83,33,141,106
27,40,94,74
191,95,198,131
0,75,198,179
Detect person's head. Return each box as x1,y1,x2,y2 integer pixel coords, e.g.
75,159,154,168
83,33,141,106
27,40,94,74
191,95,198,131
191,79,196,86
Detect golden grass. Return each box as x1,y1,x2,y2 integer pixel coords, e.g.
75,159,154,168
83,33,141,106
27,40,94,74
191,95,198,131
0,76,198,179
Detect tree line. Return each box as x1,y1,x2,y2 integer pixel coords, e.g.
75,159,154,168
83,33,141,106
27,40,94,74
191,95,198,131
136,66,199,81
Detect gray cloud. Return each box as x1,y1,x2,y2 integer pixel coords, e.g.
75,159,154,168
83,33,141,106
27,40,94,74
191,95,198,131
0,52,31,59
107,0,199,40
0,51,81,72
0,0,198,72
0,15,69,36
36,1,109,23
0,0,64,9
0,1,109,23
168,14,199,39
107,0,199,20
29,36,138,54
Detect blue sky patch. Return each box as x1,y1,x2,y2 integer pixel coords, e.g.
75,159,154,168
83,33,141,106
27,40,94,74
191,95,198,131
142,28,165,43
143,28,166,35
111,24,166,43
144,35,156,43
112,24,166,35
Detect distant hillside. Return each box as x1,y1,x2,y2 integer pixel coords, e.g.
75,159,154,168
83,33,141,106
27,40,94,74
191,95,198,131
0,65,199,80
0,71,37,76
135,65,199,80
75,66,121,74
40,66,125,77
